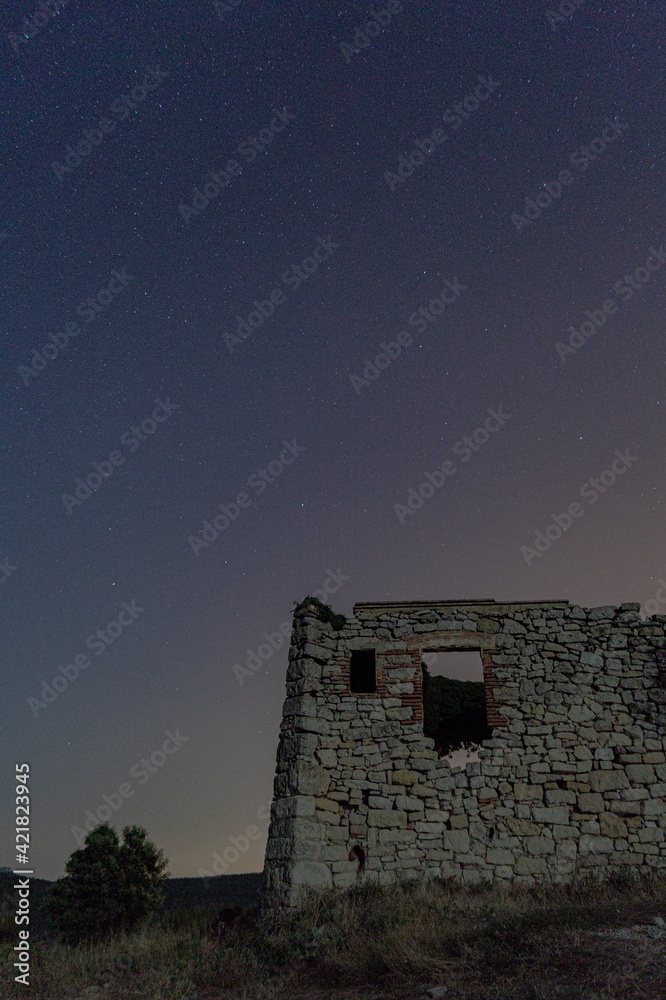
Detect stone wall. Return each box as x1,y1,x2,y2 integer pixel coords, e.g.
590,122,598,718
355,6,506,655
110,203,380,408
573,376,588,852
262,599,666,907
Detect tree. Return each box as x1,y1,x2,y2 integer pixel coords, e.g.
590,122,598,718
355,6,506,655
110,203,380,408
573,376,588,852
421,661,492,756
46,824,168,943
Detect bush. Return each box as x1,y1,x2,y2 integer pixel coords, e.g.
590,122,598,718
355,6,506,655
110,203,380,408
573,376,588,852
45,823,168,944
293,596,347,630
421,661,492,756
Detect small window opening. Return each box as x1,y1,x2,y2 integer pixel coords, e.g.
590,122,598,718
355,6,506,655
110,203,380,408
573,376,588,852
350,649,376,692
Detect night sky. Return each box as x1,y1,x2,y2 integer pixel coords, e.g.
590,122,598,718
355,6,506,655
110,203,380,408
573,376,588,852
1,1,664,881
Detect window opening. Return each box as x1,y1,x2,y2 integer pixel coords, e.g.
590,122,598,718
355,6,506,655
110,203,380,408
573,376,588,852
350,649,376,692
421,651,491,766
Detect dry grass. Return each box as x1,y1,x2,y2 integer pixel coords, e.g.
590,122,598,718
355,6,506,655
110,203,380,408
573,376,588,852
1,869,665,1000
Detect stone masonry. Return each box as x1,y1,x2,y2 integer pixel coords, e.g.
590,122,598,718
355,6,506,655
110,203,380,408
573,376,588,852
262,599,666,907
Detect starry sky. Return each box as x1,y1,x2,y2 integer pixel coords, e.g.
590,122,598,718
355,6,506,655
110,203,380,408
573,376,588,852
1,1,664,880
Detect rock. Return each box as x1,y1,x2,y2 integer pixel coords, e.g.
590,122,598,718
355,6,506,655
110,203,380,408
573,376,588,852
532,805,569,824
588,770,630,793
579,834,613,854
577,792,604,813
514,856,548,875
443,829,470,853
290,861,332,887
526,836,555,856
393,769,418,785
289,762,331,797
599,812,628,838
625,764,656,784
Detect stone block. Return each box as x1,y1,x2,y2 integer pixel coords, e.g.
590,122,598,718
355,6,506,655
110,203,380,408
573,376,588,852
274,796,316,819
295,717,331,736
368,795,393,810
387,682,414,695
507,818,540,836
637,827,664,843
546,788,576,806
332,872,358,887
300,642,333,663
315,797,341,813
558,631,586,644
323,845,352,862
502,619,527,634
393,769,418,785
410,757,438,770
556,839,578,860
569,705,596,723
291,818,321,839
395,795,425,811
289,761,331,797
265,837,292,860
316,810,341,826
625,764,656,784
599,813,628,838
611,800,642,815
643,798,666,818
487,848,515,865
283,695,318,718
514,856,548,875
315,749,338,768
588,607,615,620
579,835,613,854
443,829,470,853
526,836,555,855
412,784,439,798
293,839,324,861
532,806,570,824
577,793,604,813
385,667,416,681
290,860,332,888
386,707,413,720
367,809,407,828
425,809,451,822
371,722,402,739
378,828,416,843
588,770,630,793
514,782,544,801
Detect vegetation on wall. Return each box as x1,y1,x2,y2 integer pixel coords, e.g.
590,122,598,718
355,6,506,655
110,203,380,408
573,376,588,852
293,596,347,631
421,661,492,756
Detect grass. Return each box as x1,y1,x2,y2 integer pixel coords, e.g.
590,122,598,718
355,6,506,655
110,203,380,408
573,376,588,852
1,868,665,999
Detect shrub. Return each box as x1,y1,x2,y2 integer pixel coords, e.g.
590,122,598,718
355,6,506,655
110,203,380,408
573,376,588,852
45,823,168,944
294,596,347,630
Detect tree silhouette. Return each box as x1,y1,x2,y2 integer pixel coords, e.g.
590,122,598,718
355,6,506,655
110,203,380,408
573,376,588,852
46,823,168,944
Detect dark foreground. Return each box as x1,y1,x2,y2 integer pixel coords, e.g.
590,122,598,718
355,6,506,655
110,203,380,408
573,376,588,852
1,869,665,999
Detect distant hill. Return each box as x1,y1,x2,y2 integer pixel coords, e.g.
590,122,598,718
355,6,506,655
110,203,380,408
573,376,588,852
161,873,263,912
0,871,264,938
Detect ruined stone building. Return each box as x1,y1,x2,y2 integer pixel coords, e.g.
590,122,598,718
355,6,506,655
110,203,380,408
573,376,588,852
263,599,666,907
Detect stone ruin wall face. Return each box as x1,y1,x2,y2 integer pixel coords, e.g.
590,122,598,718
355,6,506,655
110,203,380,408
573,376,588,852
262,599,666,907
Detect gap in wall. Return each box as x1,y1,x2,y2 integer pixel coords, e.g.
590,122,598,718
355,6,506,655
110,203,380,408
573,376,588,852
422,650,486,769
